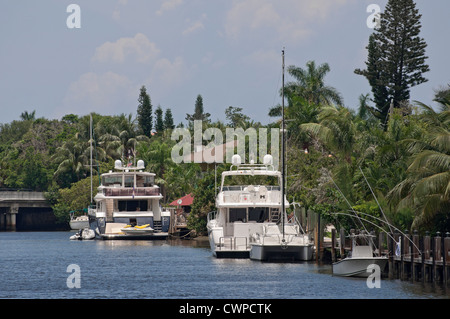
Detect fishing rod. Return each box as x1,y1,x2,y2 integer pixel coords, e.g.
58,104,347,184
358,166,395,234
331,211,422,257
328,173,371,242
328,170,422,255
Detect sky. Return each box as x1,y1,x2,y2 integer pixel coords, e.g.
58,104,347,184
0,0,449,126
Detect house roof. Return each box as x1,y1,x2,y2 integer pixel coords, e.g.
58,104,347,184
169,193,194,206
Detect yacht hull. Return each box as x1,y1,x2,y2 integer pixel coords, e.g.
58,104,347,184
99,232,168,240
70,220,90,230
214,250,250,258
250,244,313,261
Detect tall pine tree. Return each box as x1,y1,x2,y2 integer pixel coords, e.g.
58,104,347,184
154,105,164,133
164,108,175,130
355,0,429,123
137,86,153,137
185,94,210,123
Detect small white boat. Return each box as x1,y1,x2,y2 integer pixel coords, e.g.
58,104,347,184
70,227,96,240
69,212,90,230
332,232,387,277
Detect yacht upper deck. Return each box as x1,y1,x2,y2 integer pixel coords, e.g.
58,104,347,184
217,154,286,207
96,160,161,198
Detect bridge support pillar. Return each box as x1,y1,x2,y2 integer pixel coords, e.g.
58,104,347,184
5,204,19,231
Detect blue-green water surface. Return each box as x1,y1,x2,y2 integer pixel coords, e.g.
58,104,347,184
0,231,447,299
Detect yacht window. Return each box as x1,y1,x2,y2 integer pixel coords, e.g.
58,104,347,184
229,208,246,222
118,200,148,212
102,175,122,186
136,175,154,187
248,207,269,222
124,175,134,188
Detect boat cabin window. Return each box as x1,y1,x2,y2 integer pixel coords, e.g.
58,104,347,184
118,200,148,212
248,207,269,222
102,175,122,187
228,207,270,223
124,175,134,188
229,208,247,222
136,175,154,187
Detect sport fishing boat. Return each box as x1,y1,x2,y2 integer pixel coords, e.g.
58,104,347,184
93,159,170,240
332,231,388,277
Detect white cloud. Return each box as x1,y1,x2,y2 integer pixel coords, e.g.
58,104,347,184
156,0,183,16
63,31,191,117
91,33,160,64
182,20,205,35
243,49,279,67
224,0,354,42
62,72,135,116
148,56,189,93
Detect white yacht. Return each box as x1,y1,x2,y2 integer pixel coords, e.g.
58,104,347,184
244,49,315,261
207,154,313,260
92,159,170,240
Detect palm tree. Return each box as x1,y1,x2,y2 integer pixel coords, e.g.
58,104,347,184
138,139,174,202
20,110,36,121
300,106,358,202
269,61,343,118
285,61,343,106
52,139,89,186
97,114,149,161
301,106,355,163
388,95,450,231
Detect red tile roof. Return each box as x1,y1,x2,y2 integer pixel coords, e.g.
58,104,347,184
169,193,194,206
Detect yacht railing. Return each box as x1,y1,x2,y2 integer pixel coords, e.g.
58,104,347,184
221,185,280,191
87,205,97,217
207,211,217,223
219,236,248,251
103,187,160,197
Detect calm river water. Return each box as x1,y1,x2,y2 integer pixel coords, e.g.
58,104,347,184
0,231,448,299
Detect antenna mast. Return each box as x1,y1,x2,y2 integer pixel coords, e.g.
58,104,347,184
281,48,286,240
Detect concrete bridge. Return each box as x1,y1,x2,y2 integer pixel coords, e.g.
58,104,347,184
0,190,60,231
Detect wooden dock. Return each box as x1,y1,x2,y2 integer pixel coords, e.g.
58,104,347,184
324,229,450,285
